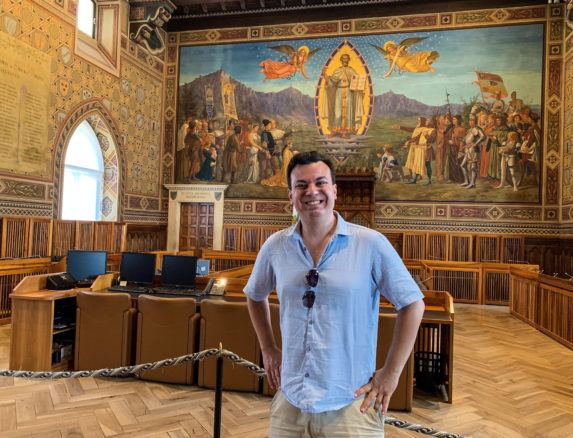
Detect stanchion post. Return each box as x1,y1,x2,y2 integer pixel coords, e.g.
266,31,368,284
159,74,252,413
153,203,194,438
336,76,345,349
214,347,224,438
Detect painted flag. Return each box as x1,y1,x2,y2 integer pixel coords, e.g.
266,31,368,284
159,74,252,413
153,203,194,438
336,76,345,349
205,85,214,119
472,71,508,99
221,79,238,120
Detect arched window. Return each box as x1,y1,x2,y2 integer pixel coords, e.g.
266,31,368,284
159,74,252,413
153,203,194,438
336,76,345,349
61,120,104,221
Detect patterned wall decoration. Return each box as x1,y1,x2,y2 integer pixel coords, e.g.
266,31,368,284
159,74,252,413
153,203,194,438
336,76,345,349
89,116,120,221
0,0,165,221
564,4,573,211
169,4,569,236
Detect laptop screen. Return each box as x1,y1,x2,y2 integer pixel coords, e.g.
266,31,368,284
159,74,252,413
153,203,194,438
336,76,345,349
66,250,107,281
119,252,157,285
161,255,198,288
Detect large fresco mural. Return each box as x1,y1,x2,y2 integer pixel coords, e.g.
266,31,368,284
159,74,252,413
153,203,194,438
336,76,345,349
176,24,544,203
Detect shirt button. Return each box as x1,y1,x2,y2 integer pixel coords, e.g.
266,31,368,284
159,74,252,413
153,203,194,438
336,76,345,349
306,346,311,351
305,373,309,377
309,320,313,325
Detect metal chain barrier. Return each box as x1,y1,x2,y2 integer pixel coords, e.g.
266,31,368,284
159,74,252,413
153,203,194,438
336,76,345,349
0,347,466,437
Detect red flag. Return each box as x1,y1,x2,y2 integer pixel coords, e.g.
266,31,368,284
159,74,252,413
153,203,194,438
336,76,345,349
473,70,508,99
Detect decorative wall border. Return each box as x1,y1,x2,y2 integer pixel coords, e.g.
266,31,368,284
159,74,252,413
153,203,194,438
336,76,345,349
0,200,53,218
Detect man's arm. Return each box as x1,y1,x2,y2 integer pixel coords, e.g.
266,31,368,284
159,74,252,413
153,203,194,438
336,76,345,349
354,298,425,414
247,297,282,389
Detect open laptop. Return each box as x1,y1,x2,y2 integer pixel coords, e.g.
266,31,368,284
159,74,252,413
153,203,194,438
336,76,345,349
154,255,203,296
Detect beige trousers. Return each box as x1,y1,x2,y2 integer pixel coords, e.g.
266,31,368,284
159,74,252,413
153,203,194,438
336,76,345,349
269,390,384,437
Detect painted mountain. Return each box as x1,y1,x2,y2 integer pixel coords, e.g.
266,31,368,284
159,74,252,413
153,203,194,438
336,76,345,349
177,69,465,127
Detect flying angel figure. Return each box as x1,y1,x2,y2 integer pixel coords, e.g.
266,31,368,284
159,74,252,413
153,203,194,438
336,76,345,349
370,37,440,79
259,44,321,82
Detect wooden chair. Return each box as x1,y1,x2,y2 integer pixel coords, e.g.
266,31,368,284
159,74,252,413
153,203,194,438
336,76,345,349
136,294,200,384
74,291,136,371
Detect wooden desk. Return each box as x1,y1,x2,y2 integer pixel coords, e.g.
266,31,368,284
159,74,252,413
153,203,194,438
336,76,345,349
382,290,454,403
9,273,115,371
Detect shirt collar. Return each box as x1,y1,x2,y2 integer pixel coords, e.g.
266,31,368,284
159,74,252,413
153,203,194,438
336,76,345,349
286,211,351,238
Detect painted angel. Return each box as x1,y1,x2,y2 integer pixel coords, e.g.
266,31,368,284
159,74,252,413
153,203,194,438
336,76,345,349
259,44,321,82
370,37,440,79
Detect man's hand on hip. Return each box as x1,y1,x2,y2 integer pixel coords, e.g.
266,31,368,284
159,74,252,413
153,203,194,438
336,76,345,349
354,367,400,415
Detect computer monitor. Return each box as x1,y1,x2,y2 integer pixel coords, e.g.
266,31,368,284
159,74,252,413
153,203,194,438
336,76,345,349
161,255,197,288
66,250,107,281
119,252,157,285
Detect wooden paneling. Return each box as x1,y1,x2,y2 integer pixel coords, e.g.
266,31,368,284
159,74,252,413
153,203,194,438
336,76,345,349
449,234,473,262
426,233,449,261
28,219,53,258
1,217,29,259
75,222,94,250
476,234,500,263
403,232,426,260
241,227,259,252
222,226,240,251
52,220,76,258
501,235,525,264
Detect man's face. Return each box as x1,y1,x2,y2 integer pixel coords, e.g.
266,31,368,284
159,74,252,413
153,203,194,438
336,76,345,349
289,162,337,221
341,55,350,66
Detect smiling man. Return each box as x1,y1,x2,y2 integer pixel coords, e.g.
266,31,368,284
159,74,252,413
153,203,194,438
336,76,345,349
245,151,424,437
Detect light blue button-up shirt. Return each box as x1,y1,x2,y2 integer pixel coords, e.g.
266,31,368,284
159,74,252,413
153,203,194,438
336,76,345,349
244,213,423,413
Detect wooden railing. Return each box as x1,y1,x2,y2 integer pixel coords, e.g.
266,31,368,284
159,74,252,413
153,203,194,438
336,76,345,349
0,217,168,258
511,267,573,349
405,260,537,305
0,258,56,324
200,249,257,272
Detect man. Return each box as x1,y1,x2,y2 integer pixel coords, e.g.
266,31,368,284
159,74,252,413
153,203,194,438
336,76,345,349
446,115,466,183
261,119,277,176
436,113,453,180
460,115,485,189
245,151,424,437
223,125,241,183
391,116,425,184
321,54,365,138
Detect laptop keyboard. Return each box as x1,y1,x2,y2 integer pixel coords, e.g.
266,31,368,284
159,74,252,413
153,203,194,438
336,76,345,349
154,287,203,296
108,285,153,294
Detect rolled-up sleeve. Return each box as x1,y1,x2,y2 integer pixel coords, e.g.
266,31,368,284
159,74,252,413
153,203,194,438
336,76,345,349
244,237,276,302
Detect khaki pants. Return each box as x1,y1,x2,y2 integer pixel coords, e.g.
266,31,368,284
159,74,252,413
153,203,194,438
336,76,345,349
269,391,384,437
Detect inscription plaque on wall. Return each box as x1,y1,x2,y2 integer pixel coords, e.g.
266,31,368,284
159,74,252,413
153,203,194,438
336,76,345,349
0,31,51,178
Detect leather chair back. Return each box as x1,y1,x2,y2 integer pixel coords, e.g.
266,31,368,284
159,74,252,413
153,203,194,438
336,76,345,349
75,291,136,371
198,299,261,392
136,294,199,384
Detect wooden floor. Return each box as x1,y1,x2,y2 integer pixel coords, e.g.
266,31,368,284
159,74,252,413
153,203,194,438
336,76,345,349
0,304,572,438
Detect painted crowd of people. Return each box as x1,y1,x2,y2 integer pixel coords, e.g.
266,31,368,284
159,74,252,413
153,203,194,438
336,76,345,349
381,91,540,191
177,117,297,187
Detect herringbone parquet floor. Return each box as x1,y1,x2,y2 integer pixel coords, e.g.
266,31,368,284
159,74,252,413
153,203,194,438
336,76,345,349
0,304,572,438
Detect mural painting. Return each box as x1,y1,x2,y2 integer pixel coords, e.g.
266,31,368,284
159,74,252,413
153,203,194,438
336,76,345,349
176,24,543,203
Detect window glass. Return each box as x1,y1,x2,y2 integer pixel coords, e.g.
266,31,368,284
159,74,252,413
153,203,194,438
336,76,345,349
77,0,95,37
62,121,104,221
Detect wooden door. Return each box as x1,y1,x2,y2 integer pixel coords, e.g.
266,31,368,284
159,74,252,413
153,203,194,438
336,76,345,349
179,202,214,251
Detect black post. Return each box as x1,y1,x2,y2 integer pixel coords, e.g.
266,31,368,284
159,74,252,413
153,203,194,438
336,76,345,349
214,356,223,438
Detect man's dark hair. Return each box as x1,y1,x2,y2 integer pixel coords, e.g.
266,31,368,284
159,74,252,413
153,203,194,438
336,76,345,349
234,125,242,134
286,151,336,190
